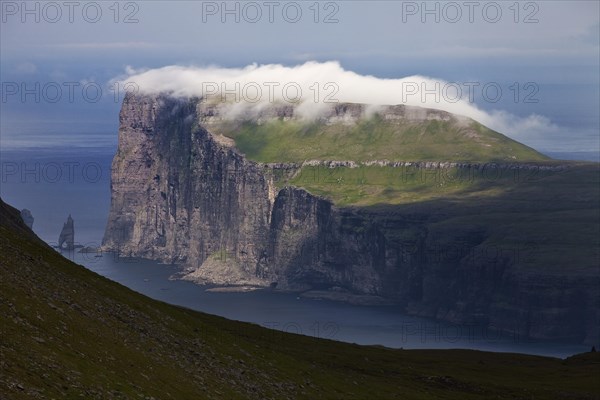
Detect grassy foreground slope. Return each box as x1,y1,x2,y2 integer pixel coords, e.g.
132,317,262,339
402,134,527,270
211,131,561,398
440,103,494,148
1,199,600,399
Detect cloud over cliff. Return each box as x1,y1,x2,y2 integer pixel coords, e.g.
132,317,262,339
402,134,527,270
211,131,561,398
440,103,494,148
114,61,560,145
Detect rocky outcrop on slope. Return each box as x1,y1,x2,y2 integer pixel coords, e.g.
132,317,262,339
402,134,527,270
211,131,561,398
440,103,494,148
20,209,34,229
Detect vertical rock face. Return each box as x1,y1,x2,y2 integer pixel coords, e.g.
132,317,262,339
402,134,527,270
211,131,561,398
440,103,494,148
58,214,74,250
104,96,273,277
260,187,387,294
103,94,274,280
102,94,389,292
103,94,599,345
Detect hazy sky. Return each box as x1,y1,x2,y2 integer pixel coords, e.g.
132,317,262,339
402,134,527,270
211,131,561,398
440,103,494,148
1,1,598,152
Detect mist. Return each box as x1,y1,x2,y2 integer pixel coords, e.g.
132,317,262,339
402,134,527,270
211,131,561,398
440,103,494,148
116,61,561,143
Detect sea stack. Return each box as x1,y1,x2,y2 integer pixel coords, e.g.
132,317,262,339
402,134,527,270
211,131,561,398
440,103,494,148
58,214,75,250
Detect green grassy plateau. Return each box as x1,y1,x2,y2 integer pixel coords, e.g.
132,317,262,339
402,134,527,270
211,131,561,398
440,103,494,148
212,113,580,209
1,199,599,399
217,116,548,163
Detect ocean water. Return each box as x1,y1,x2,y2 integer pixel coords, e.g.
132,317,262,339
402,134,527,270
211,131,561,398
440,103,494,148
1,146,113,246
0,146,590,358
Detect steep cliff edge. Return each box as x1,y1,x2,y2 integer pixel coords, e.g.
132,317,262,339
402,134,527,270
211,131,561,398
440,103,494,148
103,94,274,284
104,94,599,345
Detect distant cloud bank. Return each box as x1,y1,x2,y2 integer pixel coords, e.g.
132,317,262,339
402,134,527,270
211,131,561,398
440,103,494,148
115,61,562,145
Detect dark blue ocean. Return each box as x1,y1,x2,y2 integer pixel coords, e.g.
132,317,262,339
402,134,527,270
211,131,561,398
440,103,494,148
0,145,591,358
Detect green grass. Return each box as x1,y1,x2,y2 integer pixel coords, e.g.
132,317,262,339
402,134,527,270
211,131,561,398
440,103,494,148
206,110,562,209
285,164,486,206
215,115,548,163
1,199,600,399
211,112,567,208
272,161,587,205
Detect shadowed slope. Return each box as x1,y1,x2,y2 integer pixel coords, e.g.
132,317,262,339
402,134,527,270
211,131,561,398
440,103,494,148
1,198,599,399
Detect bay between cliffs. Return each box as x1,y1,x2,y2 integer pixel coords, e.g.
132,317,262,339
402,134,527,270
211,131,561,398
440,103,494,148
60,249,587,359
